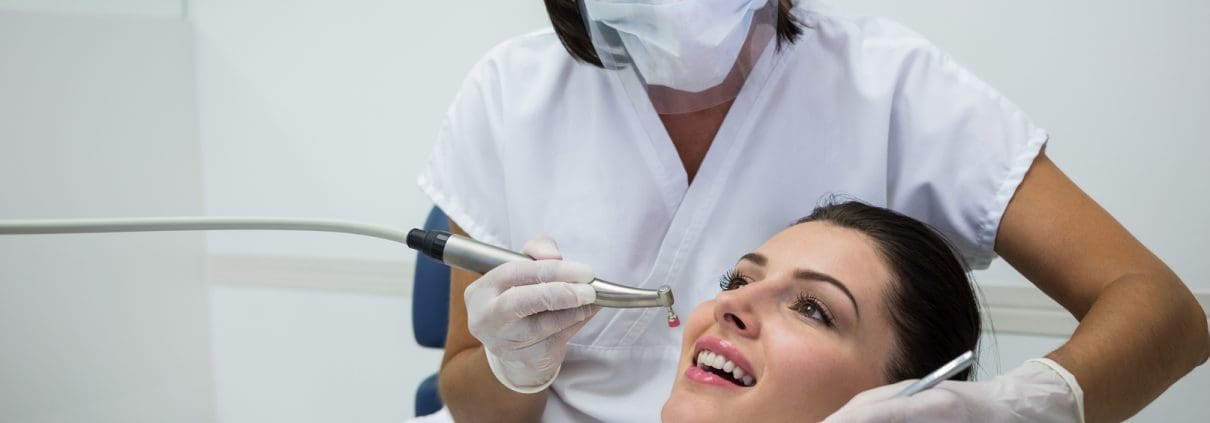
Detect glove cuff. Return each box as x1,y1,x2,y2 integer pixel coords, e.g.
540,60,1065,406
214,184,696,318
485,349,561,394
1026,358,1086,423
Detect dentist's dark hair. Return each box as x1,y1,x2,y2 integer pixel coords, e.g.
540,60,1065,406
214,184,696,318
542,0,804,67
796,200,981,382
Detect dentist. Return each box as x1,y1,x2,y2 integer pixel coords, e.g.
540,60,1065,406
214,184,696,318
418,0,1209,421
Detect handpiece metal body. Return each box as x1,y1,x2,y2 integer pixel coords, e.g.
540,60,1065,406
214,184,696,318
407,229,676,310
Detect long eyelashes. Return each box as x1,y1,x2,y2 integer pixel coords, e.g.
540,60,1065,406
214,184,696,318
718,268,837,328
791,293,836,327
718,268,751,291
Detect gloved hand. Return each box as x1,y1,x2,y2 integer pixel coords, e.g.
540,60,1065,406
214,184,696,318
822,358,1085,423
464,235,599,393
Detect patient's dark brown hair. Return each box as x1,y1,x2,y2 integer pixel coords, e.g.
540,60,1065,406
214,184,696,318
542,0,805,67
796,201,981,381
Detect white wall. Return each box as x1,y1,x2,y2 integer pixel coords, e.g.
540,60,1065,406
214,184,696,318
0,0,181,17
192,0,551,260
191,1,550,421
211,286,443,422
0,9,211,423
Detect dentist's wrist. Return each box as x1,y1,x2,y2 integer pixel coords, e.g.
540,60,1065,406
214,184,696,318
1023,358,1086,423
485,349,560,394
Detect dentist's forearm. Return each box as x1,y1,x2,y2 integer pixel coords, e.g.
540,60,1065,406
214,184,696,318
995,153,1210,421
438,221,548,422
1046,271,1209,423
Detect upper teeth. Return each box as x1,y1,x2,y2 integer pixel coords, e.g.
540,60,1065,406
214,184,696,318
697,350,754,386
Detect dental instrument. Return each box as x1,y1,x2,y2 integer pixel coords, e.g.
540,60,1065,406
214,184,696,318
892,350,975,398
0,217,678,325
406,229,679,327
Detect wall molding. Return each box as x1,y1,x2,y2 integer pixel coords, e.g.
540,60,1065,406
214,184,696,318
206,254,416,297
206,254,1210,338
979,284,1079,337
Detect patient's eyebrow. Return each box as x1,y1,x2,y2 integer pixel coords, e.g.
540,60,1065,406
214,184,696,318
739,253,860,318
739,253,766,266
795,269,860,318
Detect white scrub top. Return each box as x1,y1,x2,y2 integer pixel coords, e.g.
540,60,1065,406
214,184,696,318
418,2,1046,421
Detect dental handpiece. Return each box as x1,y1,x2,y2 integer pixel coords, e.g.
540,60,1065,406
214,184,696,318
406,229,679,327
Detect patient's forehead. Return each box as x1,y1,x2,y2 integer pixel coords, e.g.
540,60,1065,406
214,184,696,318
752,222,893,308
759,222,885,268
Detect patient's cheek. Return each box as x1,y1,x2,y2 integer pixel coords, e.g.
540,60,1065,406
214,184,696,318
684,300,717,335
674,302,716,370
764,332,881,413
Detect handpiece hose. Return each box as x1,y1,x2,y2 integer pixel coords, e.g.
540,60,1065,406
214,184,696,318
0,216,411,243
0,218,678,322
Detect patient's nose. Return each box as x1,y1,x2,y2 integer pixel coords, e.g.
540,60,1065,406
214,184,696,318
714,290,760,338
724,313,748,330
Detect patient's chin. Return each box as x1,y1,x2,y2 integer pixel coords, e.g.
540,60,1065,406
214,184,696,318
660,395,699,423
661,391,729,422
663,386,838,423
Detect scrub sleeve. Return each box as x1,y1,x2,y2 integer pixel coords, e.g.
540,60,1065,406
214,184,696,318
418,52,511,248
874,35,1049,268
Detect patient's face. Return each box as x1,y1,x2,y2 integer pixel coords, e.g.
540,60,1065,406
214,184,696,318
662,222,899,422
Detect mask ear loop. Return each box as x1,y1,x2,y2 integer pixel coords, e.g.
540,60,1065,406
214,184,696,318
578,0,630,70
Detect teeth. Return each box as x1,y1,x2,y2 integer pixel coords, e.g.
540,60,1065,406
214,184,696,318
695,349,755,386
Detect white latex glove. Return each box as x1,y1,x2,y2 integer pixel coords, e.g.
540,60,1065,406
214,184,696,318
823,358,1085,423
465,235,599,393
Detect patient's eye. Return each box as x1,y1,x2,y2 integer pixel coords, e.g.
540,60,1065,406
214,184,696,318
718,268,751,291
791,293,836,327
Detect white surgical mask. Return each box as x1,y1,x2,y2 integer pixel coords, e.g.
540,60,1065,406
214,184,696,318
583,0,768,93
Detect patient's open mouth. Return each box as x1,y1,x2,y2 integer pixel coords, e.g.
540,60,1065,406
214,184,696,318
694,348,756,387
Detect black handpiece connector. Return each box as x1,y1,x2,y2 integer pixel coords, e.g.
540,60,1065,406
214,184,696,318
407,229,451,262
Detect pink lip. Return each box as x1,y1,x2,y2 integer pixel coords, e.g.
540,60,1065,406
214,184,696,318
690,335,757,385
685,366,745,389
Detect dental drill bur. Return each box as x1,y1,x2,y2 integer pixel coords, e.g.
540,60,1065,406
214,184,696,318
406,229,680,327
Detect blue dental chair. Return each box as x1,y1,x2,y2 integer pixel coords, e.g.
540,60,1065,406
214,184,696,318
413,207,450,417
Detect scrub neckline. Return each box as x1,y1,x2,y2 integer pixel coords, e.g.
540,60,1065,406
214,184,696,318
601,36,788,346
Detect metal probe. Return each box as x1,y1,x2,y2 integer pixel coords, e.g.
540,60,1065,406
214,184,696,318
892,350,975,398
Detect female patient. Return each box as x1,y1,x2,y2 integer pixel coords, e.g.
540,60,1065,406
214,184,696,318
663,201,983,421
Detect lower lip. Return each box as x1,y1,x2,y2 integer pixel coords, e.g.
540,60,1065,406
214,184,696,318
685,366,745,390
